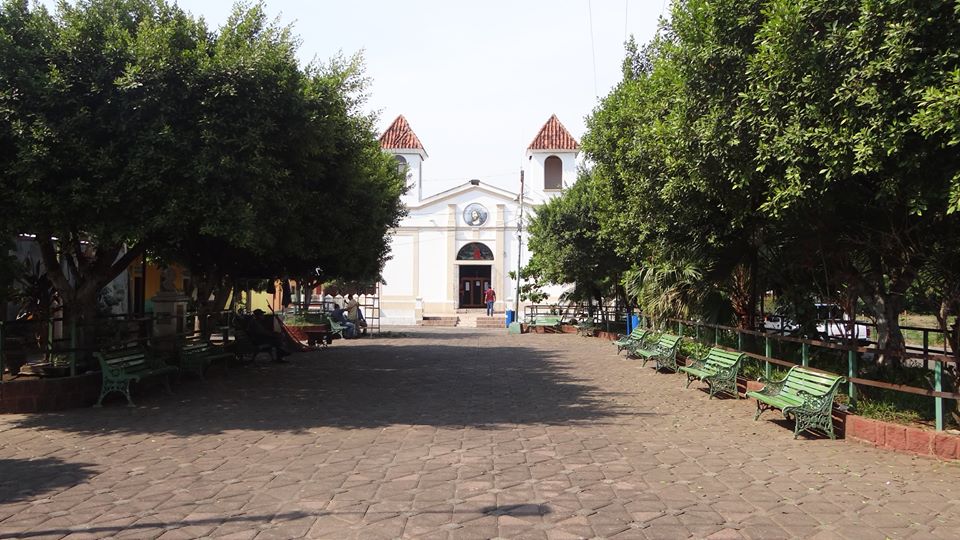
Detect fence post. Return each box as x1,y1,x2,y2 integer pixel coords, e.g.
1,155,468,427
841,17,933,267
737,329,742,352
47,318,53,363
801,342,809,367
69,318,77,377
923,330,930,370
764,335,772,378
678,320,683,336
715,326,720,346
695,323,700,343
935,359,944,432
847,349,858,407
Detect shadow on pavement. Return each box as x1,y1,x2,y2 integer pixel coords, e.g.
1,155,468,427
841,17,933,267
12,334,641,436
0,458,99,504
1,505,554,538
0,511,310,539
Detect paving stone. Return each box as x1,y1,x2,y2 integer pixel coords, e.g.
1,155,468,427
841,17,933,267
0,328,958,539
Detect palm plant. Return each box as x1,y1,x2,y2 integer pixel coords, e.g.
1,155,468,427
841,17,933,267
625,258,706,322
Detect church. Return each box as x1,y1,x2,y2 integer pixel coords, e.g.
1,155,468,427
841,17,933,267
377,114,580,326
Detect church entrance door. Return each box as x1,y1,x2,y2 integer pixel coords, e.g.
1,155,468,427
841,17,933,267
458,265,491,308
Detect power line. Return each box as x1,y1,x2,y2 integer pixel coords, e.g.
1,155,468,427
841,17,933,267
624,0,629,43
588,0,599,99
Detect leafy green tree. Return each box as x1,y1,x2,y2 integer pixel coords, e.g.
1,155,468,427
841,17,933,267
160,6,404,324
744,0,960,360
583,1,768,328
525,170,628,316
1,0,404,338
1,0,208,334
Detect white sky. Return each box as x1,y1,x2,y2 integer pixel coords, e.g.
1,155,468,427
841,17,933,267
46,0,669,194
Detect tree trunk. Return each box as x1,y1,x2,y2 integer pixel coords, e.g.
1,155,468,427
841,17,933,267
193,273,233,337
862,291,906,369
729,263,753,330
301,279,321,314
37,236,143,354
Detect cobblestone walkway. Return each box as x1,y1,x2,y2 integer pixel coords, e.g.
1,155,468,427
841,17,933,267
1,328,958,539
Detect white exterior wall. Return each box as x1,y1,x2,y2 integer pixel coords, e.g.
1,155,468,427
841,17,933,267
379,182,535,324
388,150,425,206
523,150,579,205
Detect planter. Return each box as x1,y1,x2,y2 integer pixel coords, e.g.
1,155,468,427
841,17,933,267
0,372,101,413
846,414,959,461
285,324,331,345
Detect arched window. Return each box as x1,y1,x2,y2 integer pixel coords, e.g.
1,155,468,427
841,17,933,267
456,242,494,261
394,155,407,174
544,155,562,190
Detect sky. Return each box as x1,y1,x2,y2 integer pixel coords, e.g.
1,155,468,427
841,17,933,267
46,0,669,194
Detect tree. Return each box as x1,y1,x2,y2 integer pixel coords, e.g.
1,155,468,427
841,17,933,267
158,8,404,326
525,170,628,316
1,0,405,338
1,0,208,335
743,0,960,361
583,1,768,328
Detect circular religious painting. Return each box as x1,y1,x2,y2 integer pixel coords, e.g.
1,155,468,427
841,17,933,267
462,203,488,227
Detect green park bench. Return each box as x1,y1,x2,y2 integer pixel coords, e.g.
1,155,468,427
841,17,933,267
633,333,683,372
95,345,178,407
179,336,235,379
613,327,649,355
323,314,349,340
746,365,846,439
679,347,746,399
575,320,596,337
528,315,562,329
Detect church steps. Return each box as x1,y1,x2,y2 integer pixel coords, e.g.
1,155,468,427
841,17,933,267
419,316,459,327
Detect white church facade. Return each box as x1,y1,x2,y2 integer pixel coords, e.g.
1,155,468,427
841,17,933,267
377,114,579,325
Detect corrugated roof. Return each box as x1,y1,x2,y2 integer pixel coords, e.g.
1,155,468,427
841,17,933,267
527,114,579,151
379,115,426,152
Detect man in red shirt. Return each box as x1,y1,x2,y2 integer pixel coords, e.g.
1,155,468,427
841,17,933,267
483,287,496,317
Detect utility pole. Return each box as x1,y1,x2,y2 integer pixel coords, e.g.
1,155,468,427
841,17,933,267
515,169,524,315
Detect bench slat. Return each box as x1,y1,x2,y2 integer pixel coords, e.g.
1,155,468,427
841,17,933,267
751,365,844,439
680,347,745,398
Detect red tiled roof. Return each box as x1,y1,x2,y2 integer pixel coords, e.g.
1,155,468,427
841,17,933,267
379,115,426,152
527,114,579,151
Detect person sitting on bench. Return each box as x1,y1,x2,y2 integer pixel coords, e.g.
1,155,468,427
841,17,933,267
247,309,292,362
331,304,357,339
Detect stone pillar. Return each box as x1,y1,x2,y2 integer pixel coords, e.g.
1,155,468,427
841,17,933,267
151,267,190,351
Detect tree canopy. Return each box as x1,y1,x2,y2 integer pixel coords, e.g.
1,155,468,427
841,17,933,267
0,0,404,329
530,0,960,359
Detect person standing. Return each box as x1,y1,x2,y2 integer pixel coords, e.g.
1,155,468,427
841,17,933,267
483,287,496,317
344,294,367,333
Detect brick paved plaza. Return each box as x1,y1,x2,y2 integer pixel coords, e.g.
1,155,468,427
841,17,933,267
1,328,958,539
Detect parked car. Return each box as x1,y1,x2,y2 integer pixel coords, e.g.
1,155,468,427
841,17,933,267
762,303,871,344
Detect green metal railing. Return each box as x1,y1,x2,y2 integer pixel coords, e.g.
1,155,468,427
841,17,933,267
656,317,958,432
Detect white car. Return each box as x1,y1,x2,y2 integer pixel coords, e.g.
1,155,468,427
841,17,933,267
763,303,871,343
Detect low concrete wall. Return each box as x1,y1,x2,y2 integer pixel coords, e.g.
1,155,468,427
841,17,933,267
845,414,959,461
0,372,101,413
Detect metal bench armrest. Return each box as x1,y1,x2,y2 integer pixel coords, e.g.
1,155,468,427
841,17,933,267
755,376,785,396
685,355,708,372
796,389,833,413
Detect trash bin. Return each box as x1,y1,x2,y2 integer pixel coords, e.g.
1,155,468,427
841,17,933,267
505,310,515,328
630,314,640,333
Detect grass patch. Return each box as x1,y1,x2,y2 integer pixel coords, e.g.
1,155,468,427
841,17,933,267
855,398,925,425
283,313,329,326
